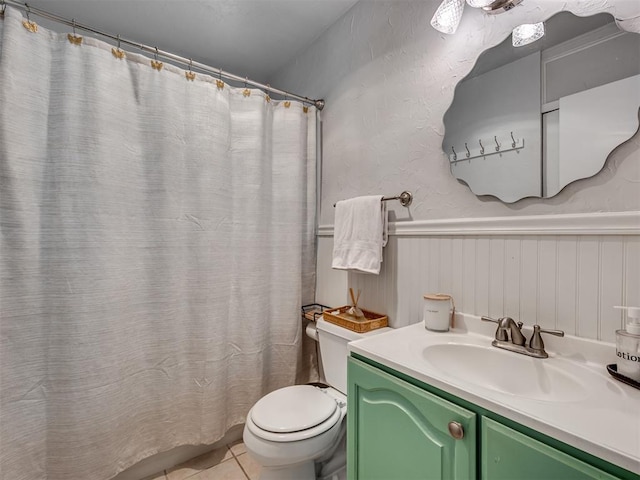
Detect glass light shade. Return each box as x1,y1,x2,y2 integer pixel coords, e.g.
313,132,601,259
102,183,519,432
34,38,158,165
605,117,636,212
431,0,466,35
512,22,545,47
466,0,495,7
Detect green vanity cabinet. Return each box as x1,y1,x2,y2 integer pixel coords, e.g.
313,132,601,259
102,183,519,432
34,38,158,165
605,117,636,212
348,356,637,480
347,357,477,480
481,417,619,480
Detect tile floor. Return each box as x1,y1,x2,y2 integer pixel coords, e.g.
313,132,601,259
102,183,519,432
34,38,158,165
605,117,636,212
143,440,261,480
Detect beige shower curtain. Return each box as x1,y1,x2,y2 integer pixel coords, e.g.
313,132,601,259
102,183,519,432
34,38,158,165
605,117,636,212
0,7,316,479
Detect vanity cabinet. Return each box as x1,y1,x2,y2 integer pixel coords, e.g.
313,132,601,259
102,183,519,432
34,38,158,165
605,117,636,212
481,417,618,480
347,357,476,480
348,356,633,480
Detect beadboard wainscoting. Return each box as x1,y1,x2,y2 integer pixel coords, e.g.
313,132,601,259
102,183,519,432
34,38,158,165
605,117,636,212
316,212,640,343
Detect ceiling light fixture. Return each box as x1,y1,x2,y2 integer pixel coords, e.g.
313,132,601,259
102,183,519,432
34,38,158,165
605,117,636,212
466,0,495,8
430,0,466,35
512,21,545,47
431,0,522,34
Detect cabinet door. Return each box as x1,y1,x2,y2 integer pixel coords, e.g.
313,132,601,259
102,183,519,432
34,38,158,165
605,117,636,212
347,358,476,480
482,417,619,480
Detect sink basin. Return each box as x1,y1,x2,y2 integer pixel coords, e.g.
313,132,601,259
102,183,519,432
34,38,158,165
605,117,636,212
422,343,589,402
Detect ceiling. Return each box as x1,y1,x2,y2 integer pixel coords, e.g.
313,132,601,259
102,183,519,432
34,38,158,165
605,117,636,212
24,0,359,84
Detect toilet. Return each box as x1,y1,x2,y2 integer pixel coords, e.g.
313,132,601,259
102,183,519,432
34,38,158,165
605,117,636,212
243,317,390,480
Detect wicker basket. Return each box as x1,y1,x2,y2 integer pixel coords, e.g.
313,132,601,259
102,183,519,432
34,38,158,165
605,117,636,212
322,306,388,333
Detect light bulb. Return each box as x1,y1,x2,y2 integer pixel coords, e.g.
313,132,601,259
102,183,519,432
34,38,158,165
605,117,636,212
431,0,466,34
466,0,495,7
512,22,545,47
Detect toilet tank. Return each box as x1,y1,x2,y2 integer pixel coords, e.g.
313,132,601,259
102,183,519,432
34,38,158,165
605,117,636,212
316,318,391,394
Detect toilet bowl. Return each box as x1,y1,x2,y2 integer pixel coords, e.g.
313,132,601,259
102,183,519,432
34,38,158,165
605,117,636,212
243,385,346,480
243,317,391,480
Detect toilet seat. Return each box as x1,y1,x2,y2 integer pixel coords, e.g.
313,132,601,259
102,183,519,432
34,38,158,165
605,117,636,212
247,385,344,443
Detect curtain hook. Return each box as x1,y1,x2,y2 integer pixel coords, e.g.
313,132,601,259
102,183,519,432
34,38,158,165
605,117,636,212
479,139,484,155
216,68,224,89
265,84,271,103
451,146,457,161
284,92,290,108
243,77,251,97
494,136,500,152
185,58,195,81
67,17,82,44
22,3,37,32
510,131,516,148
151,47,163,71
111,34,125,59
465,142,470,158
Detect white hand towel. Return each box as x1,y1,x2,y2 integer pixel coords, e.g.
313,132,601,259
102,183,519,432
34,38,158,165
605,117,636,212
332,195,388,275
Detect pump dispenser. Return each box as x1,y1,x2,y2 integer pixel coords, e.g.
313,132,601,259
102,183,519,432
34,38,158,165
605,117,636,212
614,306,640,382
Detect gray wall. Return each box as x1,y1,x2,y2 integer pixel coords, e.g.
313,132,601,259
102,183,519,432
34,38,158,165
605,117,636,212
270,0,640,225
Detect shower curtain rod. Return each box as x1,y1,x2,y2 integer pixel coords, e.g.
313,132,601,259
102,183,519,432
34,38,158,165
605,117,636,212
0,0,325,110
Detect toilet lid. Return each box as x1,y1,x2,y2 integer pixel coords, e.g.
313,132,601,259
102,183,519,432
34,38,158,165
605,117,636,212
250,385,338,433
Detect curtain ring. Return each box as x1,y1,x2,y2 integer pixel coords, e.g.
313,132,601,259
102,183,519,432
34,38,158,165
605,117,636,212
154,47,159,61
25,3,31,21
265,84,271,103
479,139,484,155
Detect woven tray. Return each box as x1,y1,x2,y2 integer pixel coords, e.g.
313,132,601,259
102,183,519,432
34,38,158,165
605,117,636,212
322,306,388,333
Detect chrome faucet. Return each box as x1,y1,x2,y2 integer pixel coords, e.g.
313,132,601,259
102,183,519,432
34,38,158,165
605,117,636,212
481,316,564,359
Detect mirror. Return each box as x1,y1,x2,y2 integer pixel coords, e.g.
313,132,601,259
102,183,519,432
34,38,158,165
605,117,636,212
443,12,640,203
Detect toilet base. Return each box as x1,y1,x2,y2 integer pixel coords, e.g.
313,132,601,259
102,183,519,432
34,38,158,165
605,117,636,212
257,460,315,480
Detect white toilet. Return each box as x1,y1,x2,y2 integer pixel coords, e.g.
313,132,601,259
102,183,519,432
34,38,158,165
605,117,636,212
243,317,390,480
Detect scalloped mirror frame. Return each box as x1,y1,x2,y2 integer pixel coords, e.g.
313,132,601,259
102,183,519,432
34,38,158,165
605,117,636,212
442,9,640,203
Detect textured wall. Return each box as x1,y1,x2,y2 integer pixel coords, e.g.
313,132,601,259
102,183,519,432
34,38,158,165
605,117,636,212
271,0,640,225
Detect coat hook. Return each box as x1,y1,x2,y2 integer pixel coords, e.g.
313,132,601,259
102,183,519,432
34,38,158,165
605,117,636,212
510,131,516,148
494,136,500,152
451,146,457,161
479,139,485,155
465,142,470,158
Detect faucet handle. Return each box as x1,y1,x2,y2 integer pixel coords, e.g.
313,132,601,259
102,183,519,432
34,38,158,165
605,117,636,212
529,325,565,355
481,316,500,324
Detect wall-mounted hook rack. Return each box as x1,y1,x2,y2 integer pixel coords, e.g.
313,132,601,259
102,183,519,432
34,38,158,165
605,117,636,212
449,133,525,164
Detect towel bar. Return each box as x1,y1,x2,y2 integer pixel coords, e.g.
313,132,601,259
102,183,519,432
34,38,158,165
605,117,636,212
333,191,412,208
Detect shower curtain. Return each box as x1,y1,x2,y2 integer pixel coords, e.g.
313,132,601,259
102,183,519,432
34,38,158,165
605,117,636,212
0,7,316,480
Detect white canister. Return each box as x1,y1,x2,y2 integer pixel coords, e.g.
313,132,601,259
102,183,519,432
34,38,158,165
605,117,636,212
423,294,455,332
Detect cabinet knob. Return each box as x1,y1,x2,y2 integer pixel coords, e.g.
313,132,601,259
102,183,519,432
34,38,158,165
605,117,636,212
448,421,464,440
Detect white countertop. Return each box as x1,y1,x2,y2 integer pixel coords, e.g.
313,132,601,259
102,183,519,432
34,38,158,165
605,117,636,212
348,314,640,475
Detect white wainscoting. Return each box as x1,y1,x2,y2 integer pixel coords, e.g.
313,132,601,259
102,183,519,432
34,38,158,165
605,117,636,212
316,212,640,343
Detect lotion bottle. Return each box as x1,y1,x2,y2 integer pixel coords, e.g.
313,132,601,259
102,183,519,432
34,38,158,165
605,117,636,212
614,306,640,382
